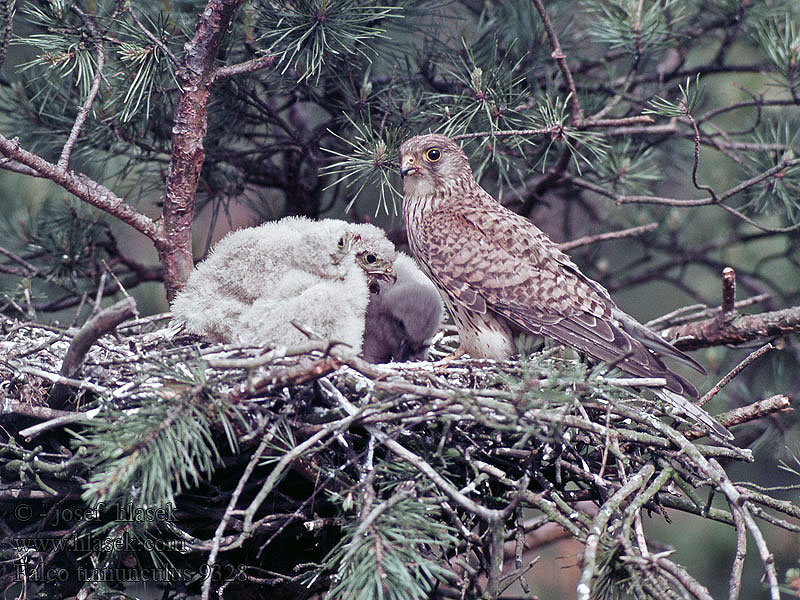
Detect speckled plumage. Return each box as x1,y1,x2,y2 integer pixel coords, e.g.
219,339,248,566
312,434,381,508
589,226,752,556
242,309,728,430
400,133,731,438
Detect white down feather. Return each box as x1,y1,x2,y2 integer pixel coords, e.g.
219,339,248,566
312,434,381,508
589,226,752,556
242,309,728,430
171,216,397,351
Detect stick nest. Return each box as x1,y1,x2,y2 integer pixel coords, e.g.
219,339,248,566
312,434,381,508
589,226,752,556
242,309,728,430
0,311,796,600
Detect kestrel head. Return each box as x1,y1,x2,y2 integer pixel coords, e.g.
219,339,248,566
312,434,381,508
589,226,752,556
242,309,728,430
331,230,396,286
354,248,396,290
346,222,398,289
332,231,360,264
399,134,473,199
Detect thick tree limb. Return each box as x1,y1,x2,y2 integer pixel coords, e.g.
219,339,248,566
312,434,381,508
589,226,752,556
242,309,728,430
667,306,800,350
157,0,245,302
0,134,159,240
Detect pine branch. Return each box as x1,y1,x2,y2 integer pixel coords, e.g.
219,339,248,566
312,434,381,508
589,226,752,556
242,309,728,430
0,134,159,239
56,6,104,171
564,156,800,233
668,305,800,350
158,0,246,302
558,222,659,251
126,4,180,66
530,0,582,125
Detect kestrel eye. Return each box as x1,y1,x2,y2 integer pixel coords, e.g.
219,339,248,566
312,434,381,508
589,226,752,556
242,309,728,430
365,254,377,264
424,148,441,162
337,236,345,248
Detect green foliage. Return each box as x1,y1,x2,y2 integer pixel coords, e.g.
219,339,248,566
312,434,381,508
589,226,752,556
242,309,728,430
751,15,800,94
583,0,685,57
433,39,532,138
2,1,182,167
16,1,100,98
29,199,107,287
111,11,177,123
254,0,403,83
0,197,110,304
593,138,662,194
741,117,800,221
323,113,403,214
314,483,457,600
644,75,703,119
71,362,239,510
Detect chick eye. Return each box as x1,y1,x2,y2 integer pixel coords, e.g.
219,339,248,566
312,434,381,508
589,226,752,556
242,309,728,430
365,253,377,264
337,236,345,248
424,148,441,162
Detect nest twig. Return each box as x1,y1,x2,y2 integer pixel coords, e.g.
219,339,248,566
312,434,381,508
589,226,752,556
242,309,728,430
0,312,796,600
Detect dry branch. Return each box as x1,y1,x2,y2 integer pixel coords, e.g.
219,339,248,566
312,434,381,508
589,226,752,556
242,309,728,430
50,297,138,408
668,305,800,350
558,222,659,251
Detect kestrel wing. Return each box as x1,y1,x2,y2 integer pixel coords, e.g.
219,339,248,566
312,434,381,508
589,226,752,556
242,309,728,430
417,207,699,395
416,207,615,331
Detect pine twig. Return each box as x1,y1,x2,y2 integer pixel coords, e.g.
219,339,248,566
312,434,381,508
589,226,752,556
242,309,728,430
214,54,278,81
728,499,748,600
57,7,105,172
698,343,775,407
530,0,583,125
127,4,180,65
3,400,81,425
17,409,94,441
3,362,112,403
564,158,800,233
559,222,659,251
647,295,770,330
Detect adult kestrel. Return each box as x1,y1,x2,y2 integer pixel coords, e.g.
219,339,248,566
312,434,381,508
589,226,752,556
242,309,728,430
400,133,730,438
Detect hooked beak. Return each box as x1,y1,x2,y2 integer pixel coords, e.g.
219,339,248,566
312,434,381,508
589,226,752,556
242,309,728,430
371,264,397,284
400,155,418,177
385,265,397,284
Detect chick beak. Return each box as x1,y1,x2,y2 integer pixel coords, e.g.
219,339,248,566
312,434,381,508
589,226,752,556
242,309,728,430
372,264,396,284
385,264,397,284
400,155,418,177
